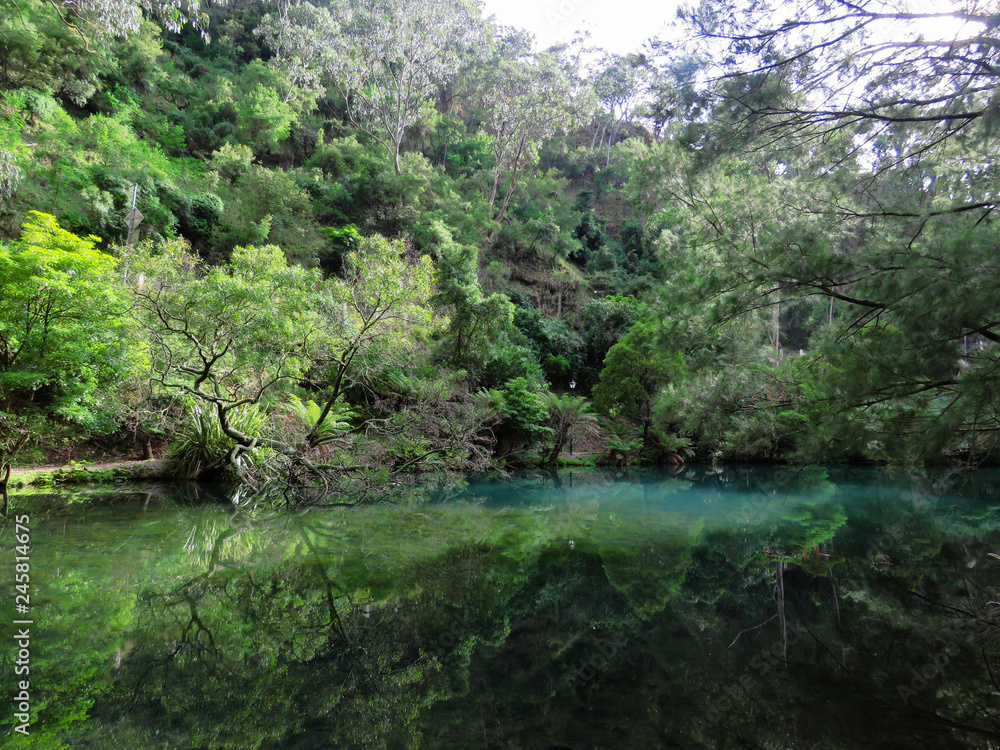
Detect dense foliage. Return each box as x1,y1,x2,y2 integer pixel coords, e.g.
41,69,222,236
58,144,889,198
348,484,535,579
1,0,997,485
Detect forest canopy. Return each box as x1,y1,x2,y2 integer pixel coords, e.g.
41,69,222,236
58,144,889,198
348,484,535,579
1,0,998,489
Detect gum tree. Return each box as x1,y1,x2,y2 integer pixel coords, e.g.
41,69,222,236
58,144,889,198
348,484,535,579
480,52,576,222
591,53,645,165
1,0,224,40
256,1,339,105
329,0,480,175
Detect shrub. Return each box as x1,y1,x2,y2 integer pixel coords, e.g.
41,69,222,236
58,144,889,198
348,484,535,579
170,405,268,480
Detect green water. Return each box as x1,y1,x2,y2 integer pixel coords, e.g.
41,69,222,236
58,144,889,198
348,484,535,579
3,466,1000,749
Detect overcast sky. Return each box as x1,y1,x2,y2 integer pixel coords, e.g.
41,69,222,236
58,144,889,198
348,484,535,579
477,0,979,59
478,0,682,55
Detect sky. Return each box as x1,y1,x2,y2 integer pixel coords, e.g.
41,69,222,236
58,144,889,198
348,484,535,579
477,0,980,58
478,0,683,55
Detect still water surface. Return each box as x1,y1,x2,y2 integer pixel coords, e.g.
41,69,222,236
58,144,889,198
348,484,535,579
3,465,1000,748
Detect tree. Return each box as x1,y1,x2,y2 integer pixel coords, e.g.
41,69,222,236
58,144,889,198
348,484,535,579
0,212,144,429
2,0,221,41
432,222,513,377
480,376,551,457
0,1,120,106
309,233,437,446
428,221,531,385
480,52,576,223
0,106,25,199
628,0,1000,461
127,240,323,475
541,393,596,464
578,294,643,385
680,0,1000,182
255,1,338,105
232,65,297,153
326,0,481,175
127,232,447,482
591,53,645,166
593,320,684,448
0,155,23,203
211,163,322,262
629,122,1000,461
513,308,585,386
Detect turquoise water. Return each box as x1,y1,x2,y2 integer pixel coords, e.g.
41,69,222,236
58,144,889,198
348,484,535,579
2,466,1000,748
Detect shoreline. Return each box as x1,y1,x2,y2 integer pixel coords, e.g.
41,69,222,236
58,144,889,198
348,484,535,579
6,459,174,489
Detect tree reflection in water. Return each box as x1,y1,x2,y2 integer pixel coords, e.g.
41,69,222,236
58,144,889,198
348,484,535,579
5,467,1000,748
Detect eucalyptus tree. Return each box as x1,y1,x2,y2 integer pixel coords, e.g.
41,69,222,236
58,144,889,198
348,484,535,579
1,0,220,39
327,0,482,175
255,1,338,105
591,53,645,165
257,0,482,174
0,149,24,200
480,52,576,223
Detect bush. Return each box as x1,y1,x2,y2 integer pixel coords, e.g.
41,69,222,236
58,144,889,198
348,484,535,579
318,224,361,276
483,377,552,455
0,212,145,431
171,405,269,480
514,308,585,384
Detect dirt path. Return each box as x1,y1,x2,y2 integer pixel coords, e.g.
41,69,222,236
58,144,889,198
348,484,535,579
10,459,158,475
7,459,172,486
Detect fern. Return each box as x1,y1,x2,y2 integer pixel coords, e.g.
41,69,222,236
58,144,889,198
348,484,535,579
285,394,353,446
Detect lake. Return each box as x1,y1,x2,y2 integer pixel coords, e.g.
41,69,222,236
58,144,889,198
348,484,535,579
2,465,1000,748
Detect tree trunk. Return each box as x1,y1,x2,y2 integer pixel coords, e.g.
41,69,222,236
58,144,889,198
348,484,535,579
1,462,10,517
494,138,527,224
488,169,501,208
773,285,781,355
606,120,618,167
543,423,570,465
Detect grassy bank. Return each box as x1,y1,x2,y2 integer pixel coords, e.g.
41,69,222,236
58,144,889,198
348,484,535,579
7,459,173,489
